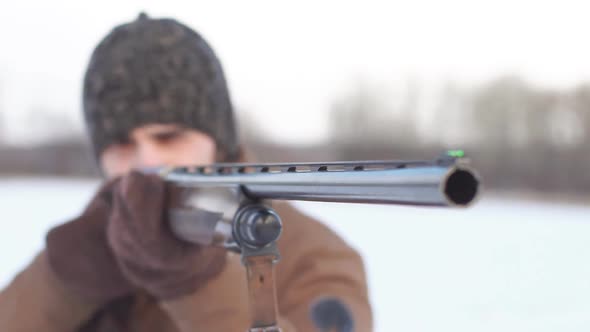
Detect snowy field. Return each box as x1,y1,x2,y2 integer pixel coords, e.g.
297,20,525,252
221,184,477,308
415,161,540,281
1,177,589,331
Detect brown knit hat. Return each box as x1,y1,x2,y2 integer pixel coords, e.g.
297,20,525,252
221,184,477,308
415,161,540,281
83,13,239,162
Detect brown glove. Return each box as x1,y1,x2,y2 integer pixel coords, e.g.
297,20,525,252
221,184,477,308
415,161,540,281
45,178,134,303
107,171,227,300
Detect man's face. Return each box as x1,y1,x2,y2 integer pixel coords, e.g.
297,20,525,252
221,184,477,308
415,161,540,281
100,123,217,179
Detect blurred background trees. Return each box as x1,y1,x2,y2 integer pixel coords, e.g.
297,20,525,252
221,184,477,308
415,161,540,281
1,75,588,194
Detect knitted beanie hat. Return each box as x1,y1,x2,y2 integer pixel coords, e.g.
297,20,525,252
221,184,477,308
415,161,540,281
83,13,239,161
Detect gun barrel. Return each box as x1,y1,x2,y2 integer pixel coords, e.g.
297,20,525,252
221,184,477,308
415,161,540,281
163,159,480,207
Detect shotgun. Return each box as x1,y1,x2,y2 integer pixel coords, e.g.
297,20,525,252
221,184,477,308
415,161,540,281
161,150,480,246
158,151,481,332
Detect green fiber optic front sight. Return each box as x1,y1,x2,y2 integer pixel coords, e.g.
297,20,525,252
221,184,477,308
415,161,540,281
446,150,465,158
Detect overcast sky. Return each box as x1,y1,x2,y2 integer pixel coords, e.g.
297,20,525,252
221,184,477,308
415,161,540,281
0,0,589,145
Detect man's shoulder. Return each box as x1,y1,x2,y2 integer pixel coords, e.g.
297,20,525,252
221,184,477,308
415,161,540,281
273,201,355,253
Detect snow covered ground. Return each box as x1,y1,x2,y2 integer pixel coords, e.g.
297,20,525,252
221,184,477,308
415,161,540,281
1,177,589,331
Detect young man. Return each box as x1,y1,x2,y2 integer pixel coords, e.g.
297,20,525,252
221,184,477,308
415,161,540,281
0,14,372,331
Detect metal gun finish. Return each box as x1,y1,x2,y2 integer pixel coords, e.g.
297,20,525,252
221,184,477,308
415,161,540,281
161,155,481,246
162,156,480,207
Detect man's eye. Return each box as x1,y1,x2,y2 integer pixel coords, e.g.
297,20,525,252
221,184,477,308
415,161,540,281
155,130,184,143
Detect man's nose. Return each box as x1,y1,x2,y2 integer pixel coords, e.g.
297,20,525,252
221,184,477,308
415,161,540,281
133,141,170,169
